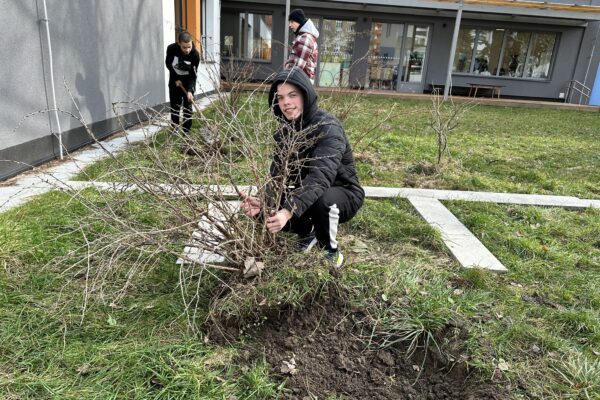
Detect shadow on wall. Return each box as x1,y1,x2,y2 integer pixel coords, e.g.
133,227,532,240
75,72,107,122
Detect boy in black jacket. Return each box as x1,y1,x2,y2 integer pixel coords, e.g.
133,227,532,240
241,67,364,268
165,32,200,134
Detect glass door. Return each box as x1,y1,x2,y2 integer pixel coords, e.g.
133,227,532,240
397,24,430,92
316,19,356,87
367,22,404,90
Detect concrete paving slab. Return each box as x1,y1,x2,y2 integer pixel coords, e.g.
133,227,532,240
70,147,108,163
364,186,593,209
408,196,507,273
176,201,240,266
586,200,600,209
0,186,52,212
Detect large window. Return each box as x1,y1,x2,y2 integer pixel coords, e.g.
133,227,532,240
453,27,557,80
526,33,557,79
453,28,476,73
220,11,272,61
368,22,404,90
318,19,356,87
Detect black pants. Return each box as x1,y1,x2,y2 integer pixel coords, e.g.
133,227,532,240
283,186,363,252
169,86,193,134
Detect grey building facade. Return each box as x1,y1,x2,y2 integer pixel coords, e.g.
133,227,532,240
0,0,220,181
220,0,600,104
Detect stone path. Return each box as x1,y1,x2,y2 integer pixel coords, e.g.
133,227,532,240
408,197,506,272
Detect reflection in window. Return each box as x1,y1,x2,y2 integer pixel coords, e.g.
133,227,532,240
368,22,404,90
318,19,356,87
500,31,531,77
525,33,556,79
453,29,476,73
474,29,503,76
453,27,557,80
220,11,272,61
401,25,429,83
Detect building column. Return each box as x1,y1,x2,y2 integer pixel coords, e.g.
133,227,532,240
444,0,463,100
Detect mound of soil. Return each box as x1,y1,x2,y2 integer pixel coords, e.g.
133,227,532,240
243,296,510,400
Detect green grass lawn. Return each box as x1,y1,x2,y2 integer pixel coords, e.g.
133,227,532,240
2,94,599,399
77,95,600,199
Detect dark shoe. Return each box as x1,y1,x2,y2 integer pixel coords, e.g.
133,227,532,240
297,232,317,252
326,249,344,269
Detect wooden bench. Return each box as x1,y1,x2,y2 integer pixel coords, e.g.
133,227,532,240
467,83,504,99
427,83,470,96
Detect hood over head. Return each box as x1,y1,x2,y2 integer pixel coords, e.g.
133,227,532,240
268,67,318,125
298,19,319,39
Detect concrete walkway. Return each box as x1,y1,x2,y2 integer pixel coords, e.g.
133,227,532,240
4,179,597,273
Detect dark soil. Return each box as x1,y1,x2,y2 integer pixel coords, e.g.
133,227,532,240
240,295,511,400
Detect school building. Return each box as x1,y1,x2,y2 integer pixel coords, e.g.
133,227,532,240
220,0,600,103
1,0,599,181
0,0,220,181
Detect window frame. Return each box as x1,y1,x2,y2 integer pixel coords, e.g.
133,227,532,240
452,25,560,81
220,9,273,63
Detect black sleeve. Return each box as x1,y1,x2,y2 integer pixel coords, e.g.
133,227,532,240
284,124,345,216
165,44,176,77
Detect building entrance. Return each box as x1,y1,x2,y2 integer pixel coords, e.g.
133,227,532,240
368,23,430,92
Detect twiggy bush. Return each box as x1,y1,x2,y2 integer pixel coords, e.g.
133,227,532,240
42,66,358,330
429,90,475,167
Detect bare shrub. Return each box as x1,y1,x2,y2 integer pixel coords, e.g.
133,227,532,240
429,90,475,167
32,64,367,331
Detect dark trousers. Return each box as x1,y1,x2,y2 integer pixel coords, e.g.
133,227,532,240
284,186,363,252
169,86,193,134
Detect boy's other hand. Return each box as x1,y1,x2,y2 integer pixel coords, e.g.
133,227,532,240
266,209,292,233
240,192,261,218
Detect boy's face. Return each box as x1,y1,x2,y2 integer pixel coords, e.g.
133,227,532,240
179,40,193,55
276,82,303,121
289,20,300,31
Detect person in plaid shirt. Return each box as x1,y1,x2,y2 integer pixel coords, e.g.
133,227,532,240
285,9,319,84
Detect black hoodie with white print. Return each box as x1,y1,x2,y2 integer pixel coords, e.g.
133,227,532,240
165,42,200,93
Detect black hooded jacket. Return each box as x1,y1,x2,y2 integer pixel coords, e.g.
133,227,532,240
165,42,200,93
267,67,364,216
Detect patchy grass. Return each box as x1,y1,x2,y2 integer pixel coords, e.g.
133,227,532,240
335,96,600,199
445,201,600,398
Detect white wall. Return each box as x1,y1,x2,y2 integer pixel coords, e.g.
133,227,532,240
162,0,176,102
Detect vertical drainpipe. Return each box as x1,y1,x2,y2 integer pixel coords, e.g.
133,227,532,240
444,0,463,101
41,0,64,159
283,0,291,66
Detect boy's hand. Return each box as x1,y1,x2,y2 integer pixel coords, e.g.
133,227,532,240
266,209,292,234
240,192,261,218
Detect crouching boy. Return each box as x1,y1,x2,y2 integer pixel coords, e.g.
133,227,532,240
241,68,364,268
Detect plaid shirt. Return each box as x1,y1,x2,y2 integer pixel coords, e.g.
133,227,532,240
285,32,318,79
